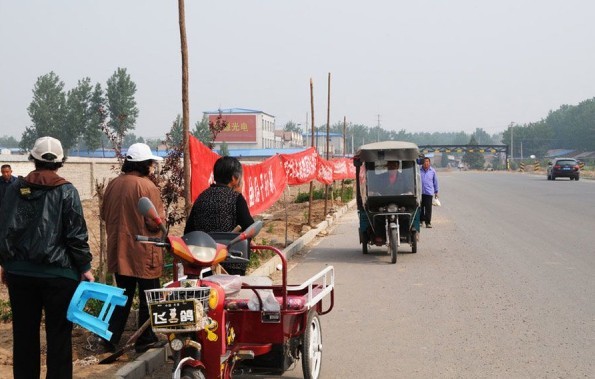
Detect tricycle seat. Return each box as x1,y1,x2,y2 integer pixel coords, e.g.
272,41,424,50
224,294,309,311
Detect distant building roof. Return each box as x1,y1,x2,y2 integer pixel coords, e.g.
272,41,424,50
221,147,307,158
204,108,274,118
68,148,168,159
303,132,343,137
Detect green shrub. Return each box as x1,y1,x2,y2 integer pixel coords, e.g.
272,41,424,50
294,188,328,203
334,185,354,202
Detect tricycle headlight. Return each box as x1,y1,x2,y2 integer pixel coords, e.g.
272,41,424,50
170,337,184,351
387,204,398,213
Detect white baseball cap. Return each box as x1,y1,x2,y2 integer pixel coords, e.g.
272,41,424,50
30,136,64,162
125,143,163,162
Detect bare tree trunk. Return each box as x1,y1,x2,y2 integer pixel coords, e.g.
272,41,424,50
324,73,331,216
95,179,107,283
178,0,190,216
178,0,190,282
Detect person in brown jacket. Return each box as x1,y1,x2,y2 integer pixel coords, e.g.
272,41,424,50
101,143,165,353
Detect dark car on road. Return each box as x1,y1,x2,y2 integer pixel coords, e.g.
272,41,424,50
547,158,580,180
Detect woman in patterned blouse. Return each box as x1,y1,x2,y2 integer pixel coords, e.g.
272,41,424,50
184,156,254,235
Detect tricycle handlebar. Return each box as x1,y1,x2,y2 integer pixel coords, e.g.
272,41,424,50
135,235,168,247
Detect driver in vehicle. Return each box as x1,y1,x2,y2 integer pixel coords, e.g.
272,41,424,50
369,161,412,196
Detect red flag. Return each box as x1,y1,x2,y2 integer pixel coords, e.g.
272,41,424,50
188,135,220,202
279,147,318,185
242,155,288,215
316,156,334,185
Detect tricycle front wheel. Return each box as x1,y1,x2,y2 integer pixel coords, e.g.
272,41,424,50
389,227,398,264
302,310,323,379
181,367,206,379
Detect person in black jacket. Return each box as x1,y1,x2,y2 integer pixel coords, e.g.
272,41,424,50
0,164,17,207
0,136,94,379
185,156,254,235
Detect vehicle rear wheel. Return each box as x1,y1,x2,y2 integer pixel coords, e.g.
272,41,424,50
361,231,369,255
301,311,323,379
181,367,206,379
389,227,398,264
411,231,418,254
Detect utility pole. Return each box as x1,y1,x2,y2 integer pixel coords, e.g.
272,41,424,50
509,122,514,161
377,114,381,142
308,79,315,226
324,73,331,217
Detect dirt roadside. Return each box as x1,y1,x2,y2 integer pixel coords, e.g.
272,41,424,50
0,183,351,378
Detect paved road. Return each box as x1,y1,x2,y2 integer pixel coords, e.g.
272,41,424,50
150,171,595,378
289,171,594,378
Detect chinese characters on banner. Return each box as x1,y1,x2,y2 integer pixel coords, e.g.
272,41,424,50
279,147,318,185
242,156,287,215
188,135,355,215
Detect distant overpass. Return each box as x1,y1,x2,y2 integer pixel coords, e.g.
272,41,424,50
417,144,508,156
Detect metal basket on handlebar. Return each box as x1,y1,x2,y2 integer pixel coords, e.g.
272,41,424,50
144,286,211,333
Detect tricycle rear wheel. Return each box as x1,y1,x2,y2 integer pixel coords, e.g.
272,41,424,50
301,310,323,379
411,230,418,254
360,230,369,255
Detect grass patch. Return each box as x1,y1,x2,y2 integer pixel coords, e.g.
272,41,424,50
0,299,12,322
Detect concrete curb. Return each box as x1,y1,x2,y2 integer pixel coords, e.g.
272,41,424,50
251,198,356,276
118,198,356,378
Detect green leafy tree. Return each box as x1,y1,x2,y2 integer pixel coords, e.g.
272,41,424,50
106,67,138,145
145,138,161,150
462,135,485,169
191,112,228,150
64,77,94,151
21,72,67,150
169,114,184,146
219,141,230,156
123,133,143,147
283,121,302,133
192,115,212,146
84,83,106,152
0,136,19,148
472,128,494,144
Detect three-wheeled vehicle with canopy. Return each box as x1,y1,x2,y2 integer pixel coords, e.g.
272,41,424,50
353,141,422,263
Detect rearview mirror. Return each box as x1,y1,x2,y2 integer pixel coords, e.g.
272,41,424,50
243,221,263,239
227,221,263,247
138,197,167,236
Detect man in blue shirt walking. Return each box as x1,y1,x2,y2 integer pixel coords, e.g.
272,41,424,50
420,157,439,228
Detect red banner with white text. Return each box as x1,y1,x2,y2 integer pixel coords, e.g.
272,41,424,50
279,147,318,185
188,135,355,215
330,158,356,181
241,156,287,215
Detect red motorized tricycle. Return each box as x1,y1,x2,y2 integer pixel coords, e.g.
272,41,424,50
136,197,335,379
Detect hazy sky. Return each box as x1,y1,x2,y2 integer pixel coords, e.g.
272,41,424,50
2,0,595,140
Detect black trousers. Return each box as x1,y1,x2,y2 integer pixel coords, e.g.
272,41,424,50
107,274,160,345
7,273,78,379
420,194,434,225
